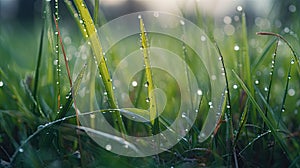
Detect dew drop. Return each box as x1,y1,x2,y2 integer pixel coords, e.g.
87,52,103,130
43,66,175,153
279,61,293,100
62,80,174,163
264,87,268,92
144,81,149,87
145,98,150,103
181,113,186,118
255,80,259,85
291,60,295,64
180,20,185,25
226,105,231,109
0,81,3,87
284,27,290,33
138,15,142,19
37,125,44,130
281,108,285,112
105,144,112,151
19,148,24,153
200,35,206,41
153,11,159,17
233,84,238,89
197,89,203,96
104,91,108,95
234,45,240,51
132,81,138,87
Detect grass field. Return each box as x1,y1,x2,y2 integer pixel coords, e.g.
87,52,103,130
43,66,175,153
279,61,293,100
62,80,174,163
0,0,299,167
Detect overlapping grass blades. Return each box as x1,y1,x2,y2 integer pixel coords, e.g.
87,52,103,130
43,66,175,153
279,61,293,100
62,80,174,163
232,70,298,164
72,0,126,135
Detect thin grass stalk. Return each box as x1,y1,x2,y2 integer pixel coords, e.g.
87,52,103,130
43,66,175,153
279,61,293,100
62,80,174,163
241,12,255,124
93,0,99,27
278,62,293,127
73,0,126,135
215,43,237,167
53,15,72,87
139,16,158,127
54,0,61,112
263,39,279,131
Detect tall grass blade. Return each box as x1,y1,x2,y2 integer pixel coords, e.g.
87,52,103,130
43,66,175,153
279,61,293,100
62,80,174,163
241,12,255,123
139,16,159,131
263,39,279,130
73,0,126,135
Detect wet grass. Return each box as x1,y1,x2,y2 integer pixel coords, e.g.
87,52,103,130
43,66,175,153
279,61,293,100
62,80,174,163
0,0,300,167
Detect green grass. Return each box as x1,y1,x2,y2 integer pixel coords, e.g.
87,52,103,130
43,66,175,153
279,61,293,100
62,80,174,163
0,1,300,167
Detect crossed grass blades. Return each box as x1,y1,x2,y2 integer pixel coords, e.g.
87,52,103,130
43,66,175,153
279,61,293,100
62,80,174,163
0,0,299,167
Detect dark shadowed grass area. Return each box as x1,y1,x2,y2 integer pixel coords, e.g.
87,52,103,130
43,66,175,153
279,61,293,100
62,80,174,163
0,0,299,167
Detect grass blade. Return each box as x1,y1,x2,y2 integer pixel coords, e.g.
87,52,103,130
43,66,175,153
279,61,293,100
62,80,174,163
32,25,44,102
139,16,158,127
73,0,126,135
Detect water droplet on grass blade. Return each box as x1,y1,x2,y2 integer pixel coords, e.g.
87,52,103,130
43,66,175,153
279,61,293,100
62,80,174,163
233,84,238,89
197,89,203,96
255,80,259,85
132,81,138,87
144,81,149,87
19,148,24,153
291,60,295,64
234,45,240,51
105,144,112,151
180,20,185,25
0,81,3,87
153,11,159,17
